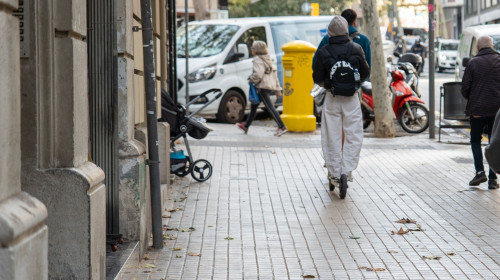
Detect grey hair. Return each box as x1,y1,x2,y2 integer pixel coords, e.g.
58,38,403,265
251,40,268,55
478,36,494,50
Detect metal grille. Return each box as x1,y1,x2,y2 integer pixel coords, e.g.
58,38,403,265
87,0,119,235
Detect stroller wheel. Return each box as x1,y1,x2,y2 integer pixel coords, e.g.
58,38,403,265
191,159,213,182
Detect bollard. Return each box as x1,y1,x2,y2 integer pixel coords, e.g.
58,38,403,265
280,40,317,132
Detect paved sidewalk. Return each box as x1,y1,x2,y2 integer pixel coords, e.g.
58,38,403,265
118,121,500,279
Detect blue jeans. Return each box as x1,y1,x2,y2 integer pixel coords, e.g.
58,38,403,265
245,89,285,129
470,116,497,180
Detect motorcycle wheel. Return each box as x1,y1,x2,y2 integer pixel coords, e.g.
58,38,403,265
399,103,429,133
361,106,371,129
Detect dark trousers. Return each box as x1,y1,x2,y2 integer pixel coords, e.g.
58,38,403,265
245,89,285,129
470,116,497,180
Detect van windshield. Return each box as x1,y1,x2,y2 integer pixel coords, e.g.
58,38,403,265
269,20,329,54
441,42,458,51
177,24,239,58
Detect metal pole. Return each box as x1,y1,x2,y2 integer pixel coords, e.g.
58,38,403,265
185,0,189,109
140,0,163,249
429,0,436,139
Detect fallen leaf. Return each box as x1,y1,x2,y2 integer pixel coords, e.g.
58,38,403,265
208,225,213,227
143,256,150,260
447,252,455,256
395,218,416,224
391,227,410,235
409,225,425,232
179,227,196,232
175,254,182,258
173,196,187,202
358,266,385,272
422,256,441,260
172,247,182,251
187,252,200,256
349,236,361,239
367,268,386,272
162,214,171,218
476,234,484,237
264,145,270,148
271,151,277,154
303,275,316,278
388,250,398,254
225,237,234,240
143,263,156,268
163,234,177,240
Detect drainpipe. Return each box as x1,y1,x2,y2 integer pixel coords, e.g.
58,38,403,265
140,0,163,249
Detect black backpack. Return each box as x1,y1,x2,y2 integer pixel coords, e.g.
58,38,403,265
325,43,360,96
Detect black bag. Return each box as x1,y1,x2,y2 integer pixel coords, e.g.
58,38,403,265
325,43,360,96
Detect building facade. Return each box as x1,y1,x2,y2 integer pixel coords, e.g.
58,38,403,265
1,0,172,278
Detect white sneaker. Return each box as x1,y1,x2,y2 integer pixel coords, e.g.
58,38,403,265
347,173,354,182
274,127,288,137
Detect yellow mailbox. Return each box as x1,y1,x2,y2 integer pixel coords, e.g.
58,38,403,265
280,40,317,132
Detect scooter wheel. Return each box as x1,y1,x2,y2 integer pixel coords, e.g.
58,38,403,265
339,174,348,199
190,159,213,182
399,103,429,133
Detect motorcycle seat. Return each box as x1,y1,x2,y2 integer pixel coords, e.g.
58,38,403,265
361,81,372,95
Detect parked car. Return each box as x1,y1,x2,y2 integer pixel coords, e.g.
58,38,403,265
175,16,331,123
435,39,459,72
455,24,500,81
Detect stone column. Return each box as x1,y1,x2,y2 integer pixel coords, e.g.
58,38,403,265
0,1,48,279
116,0,150,258
20,1,106,279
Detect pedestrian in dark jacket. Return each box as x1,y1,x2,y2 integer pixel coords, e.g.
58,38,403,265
485,109,500,174
312,9,371,69
461,35,500,189
313,15,369,198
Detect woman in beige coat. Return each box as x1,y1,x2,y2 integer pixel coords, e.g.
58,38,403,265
236,41,288,136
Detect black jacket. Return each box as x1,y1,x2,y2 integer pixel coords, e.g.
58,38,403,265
461,47,500,117
313,35,369,90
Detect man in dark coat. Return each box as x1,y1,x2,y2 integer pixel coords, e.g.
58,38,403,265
462,35,500,189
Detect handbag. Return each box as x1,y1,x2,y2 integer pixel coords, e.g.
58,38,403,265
310,83,326,106
248,82,260,105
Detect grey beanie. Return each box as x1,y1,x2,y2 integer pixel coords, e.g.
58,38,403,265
327,16,348,37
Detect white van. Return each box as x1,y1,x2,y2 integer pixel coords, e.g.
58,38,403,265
176,16,331,123
455,24,500,80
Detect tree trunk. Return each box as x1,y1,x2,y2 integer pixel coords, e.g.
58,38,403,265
361,0,396,138
392,0,404,37
193,0,210,20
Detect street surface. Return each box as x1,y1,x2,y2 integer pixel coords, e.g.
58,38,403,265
115,63,500,279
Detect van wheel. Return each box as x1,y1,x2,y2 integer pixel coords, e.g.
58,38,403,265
216,90,245,124
438,67,444,73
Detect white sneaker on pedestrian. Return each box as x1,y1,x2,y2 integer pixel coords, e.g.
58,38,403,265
347,172,354,182
274,127,288,137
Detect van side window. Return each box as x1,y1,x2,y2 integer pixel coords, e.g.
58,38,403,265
471,37,478,57
235,27,267,58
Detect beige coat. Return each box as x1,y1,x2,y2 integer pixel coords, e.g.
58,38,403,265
249,55,282,92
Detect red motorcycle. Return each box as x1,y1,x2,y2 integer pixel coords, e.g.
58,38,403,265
361,70,429,133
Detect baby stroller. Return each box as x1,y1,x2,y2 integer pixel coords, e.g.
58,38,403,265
160,88,222,182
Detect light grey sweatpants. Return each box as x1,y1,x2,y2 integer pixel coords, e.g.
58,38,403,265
321,92,363,178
